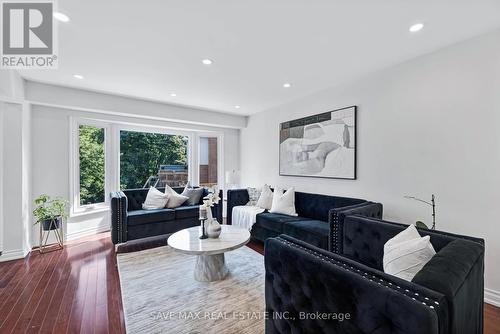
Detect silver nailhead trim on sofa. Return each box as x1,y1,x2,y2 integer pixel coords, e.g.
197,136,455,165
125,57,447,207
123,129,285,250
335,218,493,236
276,238,440,310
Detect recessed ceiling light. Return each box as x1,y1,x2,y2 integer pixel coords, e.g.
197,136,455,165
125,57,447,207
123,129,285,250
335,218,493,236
409,23,424,33
234,105,241,109
283,83,291,88
73,74,84,79
202,59,213,65
53,12,70,22
170,93,177,97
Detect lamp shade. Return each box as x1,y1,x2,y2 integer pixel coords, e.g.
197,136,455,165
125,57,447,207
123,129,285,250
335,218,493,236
225,170,239,185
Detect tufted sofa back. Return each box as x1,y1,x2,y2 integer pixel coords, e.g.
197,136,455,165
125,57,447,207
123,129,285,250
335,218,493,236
265,235,448,334
341,215,484,271
294,191,365,222
123,187,209,211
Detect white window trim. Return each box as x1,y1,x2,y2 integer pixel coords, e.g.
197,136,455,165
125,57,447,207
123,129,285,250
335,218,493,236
69,117,112,217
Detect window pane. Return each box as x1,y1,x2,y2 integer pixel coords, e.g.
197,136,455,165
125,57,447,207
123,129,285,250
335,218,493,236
199,137,217,187
120,131,189,189
79,125,105,205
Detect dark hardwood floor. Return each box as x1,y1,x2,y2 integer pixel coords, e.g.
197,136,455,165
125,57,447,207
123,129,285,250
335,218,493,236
0,232,498,334
0,233,125,334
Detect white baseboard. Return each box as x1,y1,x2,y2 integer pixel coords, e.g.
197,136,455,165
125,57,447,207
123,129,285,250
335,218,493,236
0,248,30,262
66,224,110,241
485,288,500,307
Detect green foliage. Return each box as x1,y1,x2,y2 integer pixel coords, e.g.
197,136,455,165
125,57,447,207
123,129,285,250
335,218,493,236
120,131,188,189
79,125,105,205
33,194,68,224
78,127,188,202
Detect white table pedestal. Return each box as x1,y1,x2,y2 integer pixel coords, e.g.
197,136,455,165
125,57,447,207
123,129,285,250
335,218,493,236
194,254,229,282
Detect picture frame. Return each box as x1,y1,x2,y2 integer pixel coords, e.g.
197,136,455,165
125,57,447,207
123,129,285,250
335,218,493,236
279,105,357,180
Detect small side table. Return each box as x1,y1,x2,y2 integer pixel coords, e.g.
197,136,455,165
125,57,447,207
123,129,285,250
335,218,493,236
39,219,64,253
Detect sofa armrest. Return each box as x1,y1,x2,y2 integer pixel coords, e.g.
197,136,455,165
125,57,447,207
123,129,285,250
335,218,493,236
226,189,249,225
265,235,448,334
412,239,485,334
329,201,383,252
110,191,128,244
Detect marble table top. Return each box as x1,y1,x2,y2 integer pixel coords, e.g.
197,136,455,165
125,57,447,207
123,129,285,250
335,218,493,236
168,225,251,256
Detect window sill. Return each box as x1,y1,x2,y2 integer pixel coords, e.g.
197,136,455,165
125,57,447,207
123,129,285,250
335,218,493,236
70,206,110,218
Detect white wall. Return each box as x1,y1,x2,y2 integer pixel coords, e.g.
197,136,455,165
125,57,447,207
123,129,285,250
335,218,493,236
0,70,30,261
0,102,31,260
0,70,24,99
240,29,500,304
21,103,32,253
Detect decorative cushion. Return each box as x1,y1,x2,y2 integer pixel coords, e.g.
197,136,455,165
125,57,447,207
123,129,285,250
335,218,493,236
164,185,189,208
142,187,169,210
246,187,261,206
270,187,297,216
385,222,420,246
256,184,274,210
181,184,204,205
383,224,436,281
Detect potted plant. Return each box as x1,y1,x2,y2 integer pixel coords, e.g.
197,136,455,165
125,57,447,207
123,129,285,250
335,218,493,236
33,194,68,231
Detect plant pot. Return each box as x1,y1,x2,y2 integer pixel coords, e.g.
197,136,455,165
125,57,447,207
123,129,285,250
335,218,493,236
41,217,61,231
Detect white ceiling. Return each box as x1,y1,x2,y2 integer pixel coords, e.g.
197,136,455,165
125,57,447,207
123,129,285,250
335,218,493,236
20,0,500,115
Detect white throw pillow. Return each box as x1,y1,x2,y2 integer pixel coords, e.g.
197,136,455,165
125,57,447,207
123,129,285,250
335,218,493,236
384,224,421,249
164,185,189,208
181,183,204,205
256,184,274,210
270,187,298,216
142,187,169,210
383,225,436,281
246,187,261,206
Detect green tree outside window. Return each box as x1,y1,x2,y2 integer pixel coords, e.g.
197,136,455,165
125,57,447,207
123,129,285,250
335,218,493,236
79,125,105,205
120,131,188,189
78,127,189,204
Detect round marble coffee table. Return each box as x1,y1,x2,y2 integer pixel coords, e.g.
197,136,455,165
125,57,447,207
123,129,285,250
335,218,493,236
167,225,250,282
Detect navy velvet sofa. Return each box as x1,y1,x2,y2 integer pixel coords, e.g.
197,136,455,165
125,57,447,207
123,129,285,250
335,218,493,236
265,215,485,334
227,188,382,251
110,187,223,244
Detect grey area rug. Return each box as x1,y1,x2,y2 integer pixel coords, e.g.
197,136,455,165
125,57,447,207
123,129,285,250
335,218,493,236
117,245,265,334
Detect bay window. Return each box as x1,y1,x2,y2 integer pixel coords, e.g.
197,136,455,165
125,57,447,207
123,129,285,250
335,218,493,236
71,118,222,216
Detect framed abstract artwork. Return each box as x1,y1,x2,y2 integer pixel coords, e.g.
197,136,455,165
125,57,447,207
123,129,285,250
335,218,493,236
279,106,357,180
